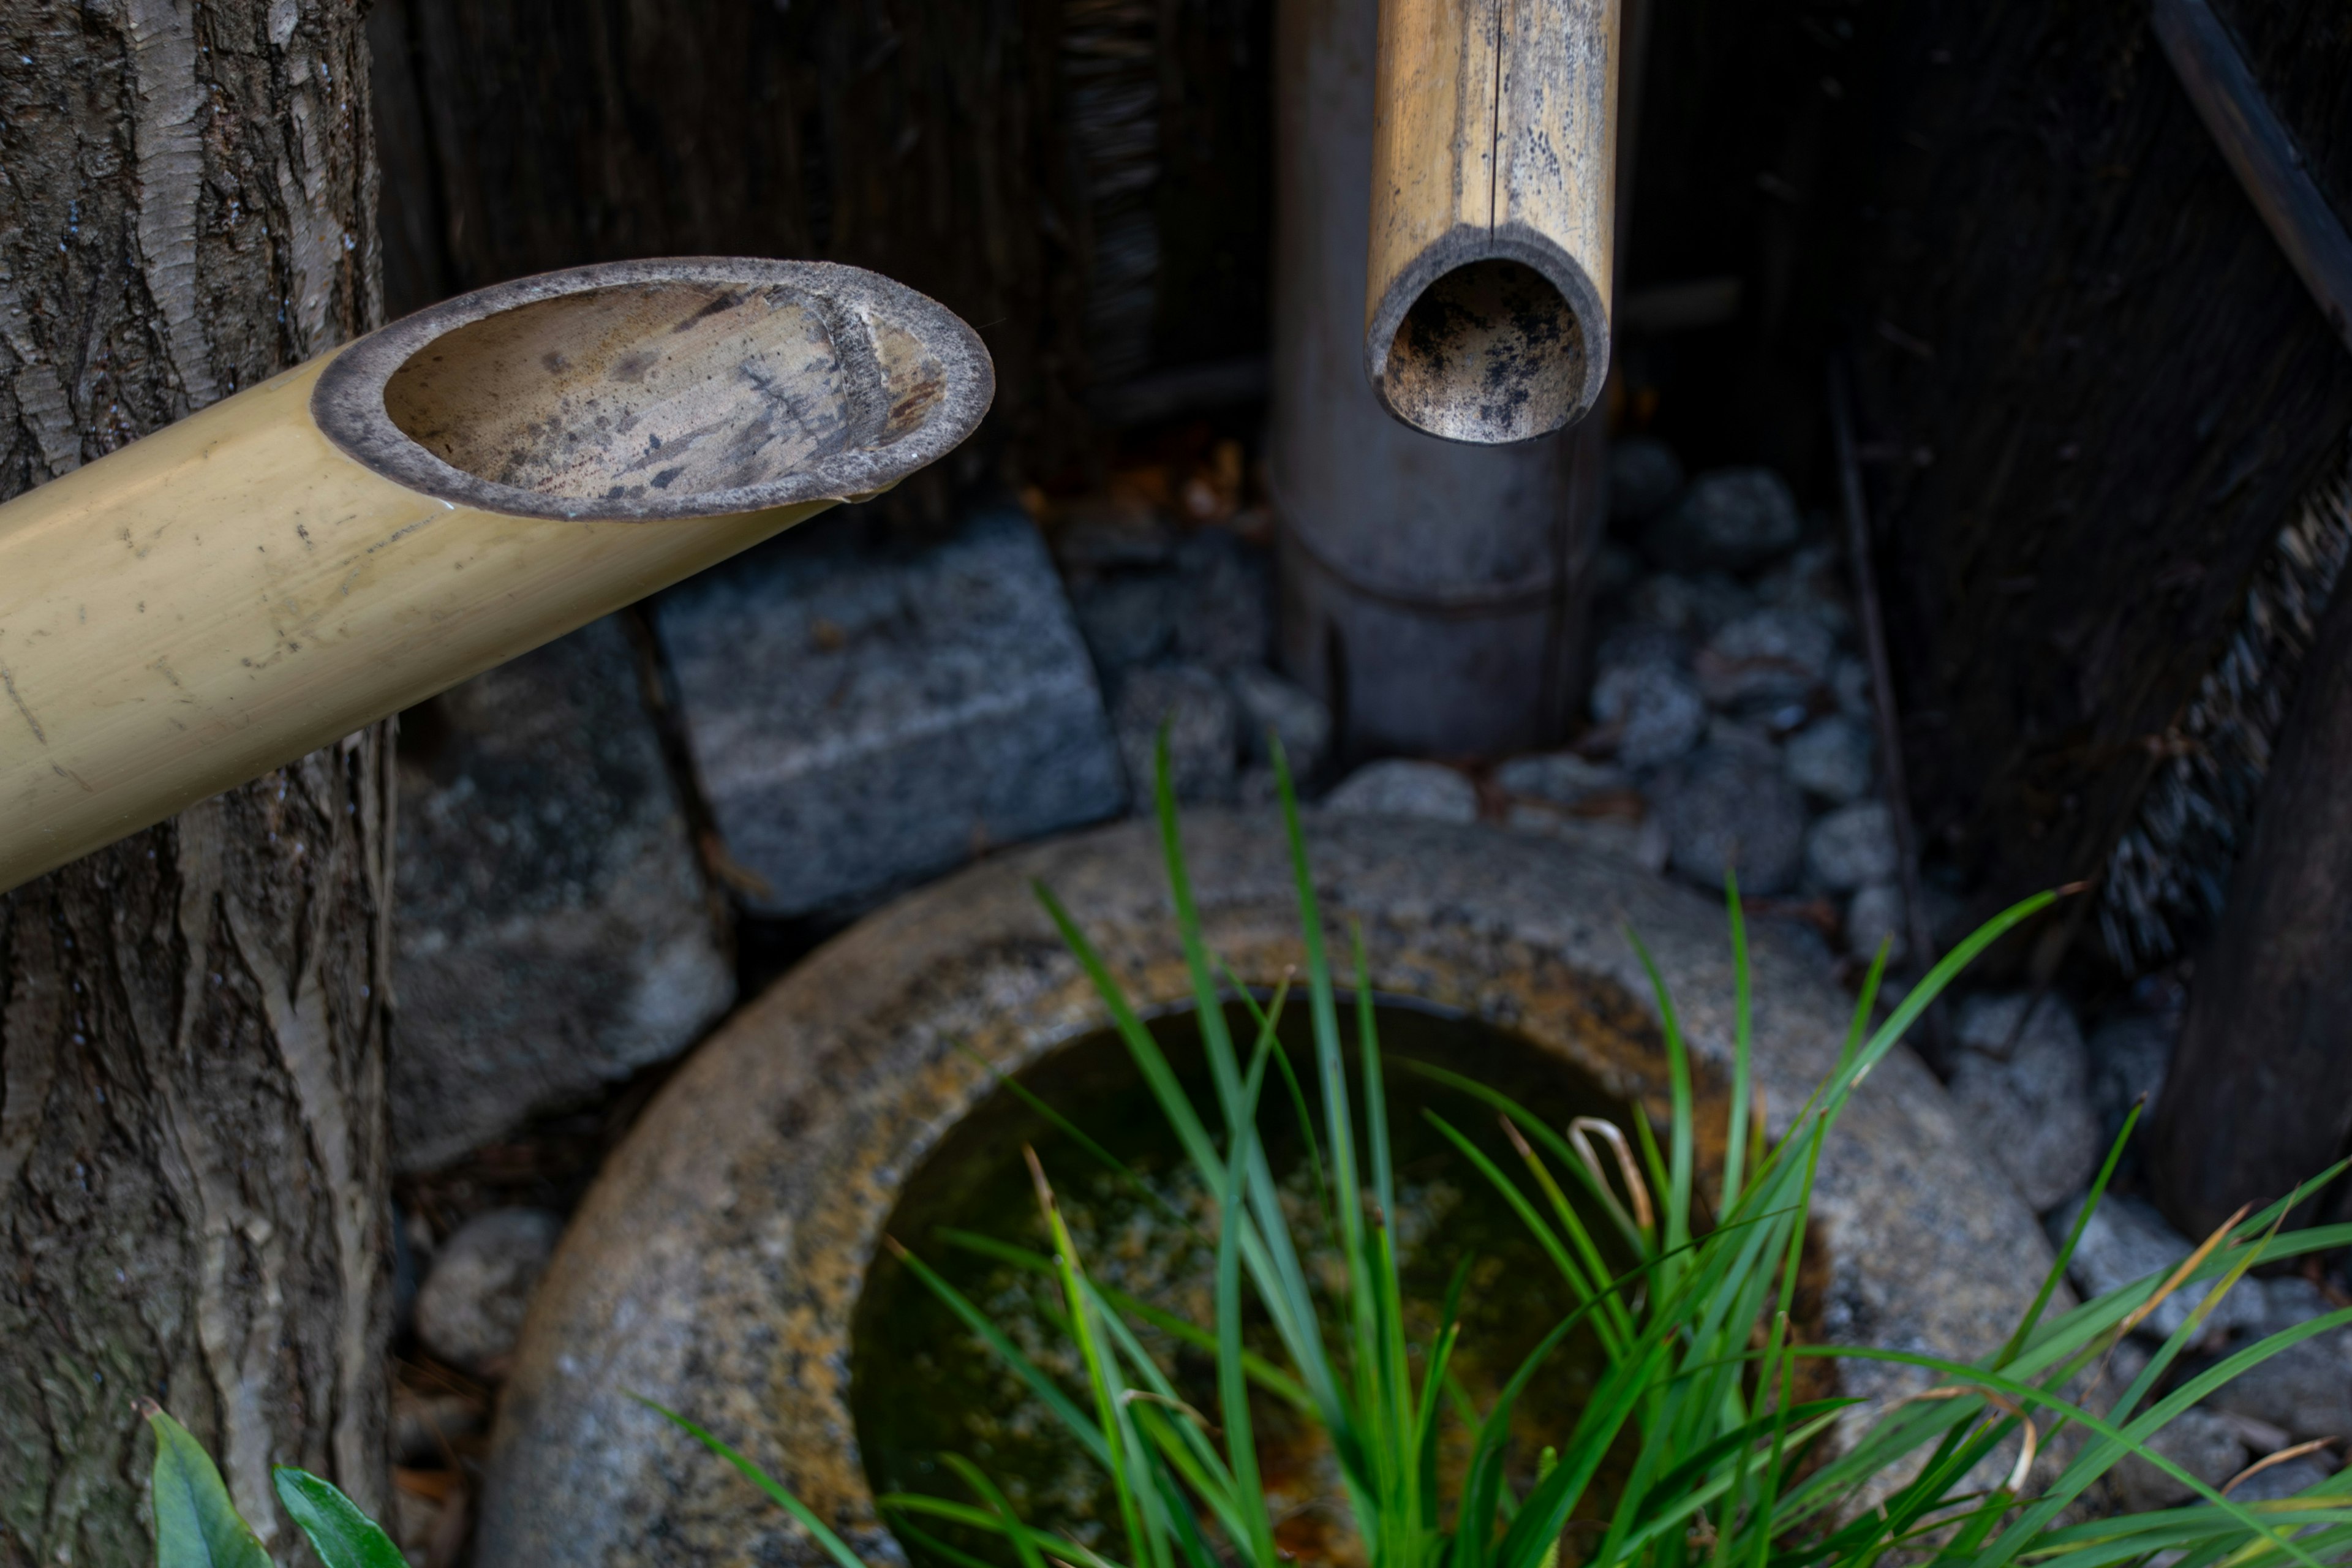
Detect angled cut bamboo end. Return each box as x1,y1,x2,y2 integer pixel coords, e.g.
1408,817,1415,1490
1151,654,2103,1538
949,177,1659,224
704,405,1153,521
1364,0,1620,445
0,257,995,892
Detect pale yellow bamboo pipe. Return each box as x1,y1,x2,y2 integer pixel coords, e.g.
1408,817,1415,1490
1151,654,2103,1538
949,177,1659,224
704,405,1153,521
0,258,993,893
1365,0,1619,443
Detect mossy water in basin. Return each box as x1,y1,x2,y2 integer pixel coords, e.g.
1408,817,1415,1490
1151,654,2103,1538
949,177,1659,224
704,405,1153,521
850,999,1646,1568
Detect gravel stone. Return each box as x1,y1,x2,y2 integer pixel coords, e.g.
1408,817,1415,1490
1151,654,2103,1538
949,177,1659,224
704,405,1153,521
1114,664,1239,806
1608,435,1685,524
1592,662,1709,771
2107,1409,2248,1511
1322,760,1479,823
2226,1456,2337,1502
1845,883,1908,965
1655,743,1809,893
1595,620,1693,673
1754,545,1853,638
2207,1278,2352,1441
1832,655,1874,722
1227,665,1332,782
2046,1192,2267,1343
1949,994,2100,1213
1072,573,1178,673
1785,715,1875,802
1172,529,1273,669
1642,467,1803,574
1627,571,1757,638
1496,753,1651,865
1493,752,1629,805
2087,1014,2174,1140
1806,801,1899,891
415,1208,565,1374
1698,608,1838,709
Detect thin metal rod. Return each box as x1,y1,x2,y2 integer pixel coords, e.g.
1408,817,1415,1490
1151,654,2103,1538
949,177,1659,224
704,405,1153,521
1830,357,1943,1027
2154,0,2352,353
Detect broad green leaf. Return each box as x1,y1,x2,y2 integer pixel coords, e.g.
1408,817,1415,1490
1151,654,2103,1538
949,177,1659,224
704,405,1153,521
271,1468,404,1568
146,1405,270,1568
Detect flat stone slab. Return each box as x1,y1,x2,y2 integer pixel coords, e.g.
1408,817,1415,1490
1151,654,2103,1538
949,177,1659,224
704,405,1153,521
481,813,2057,1567
655,509,1126,918
392,614,732,1171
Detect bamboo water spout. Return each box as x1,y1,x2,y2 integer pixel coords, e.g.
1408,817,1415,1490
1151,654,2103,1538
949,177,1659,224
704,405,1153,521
1365,0,1619,443
0,258,993,893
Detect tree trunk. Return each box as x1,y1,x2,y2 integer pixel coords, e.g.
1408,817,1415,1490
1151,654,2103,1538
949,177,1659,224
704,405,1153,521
1853,0,2352,962
0,3,391,1564
2151,479,2352,1235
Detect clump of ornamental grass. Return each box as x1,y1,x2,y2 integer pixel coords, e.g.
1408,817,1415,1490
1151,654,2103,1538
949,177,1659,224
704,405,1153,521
647,737,2352,1568
148,737,2352,1568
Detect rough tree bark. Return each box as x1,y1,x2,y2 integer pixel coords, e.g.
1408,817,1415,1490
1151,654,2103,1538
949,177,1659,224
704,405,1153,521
1853,0,2352,957
2152,545,2352,1234
0,2,392,1564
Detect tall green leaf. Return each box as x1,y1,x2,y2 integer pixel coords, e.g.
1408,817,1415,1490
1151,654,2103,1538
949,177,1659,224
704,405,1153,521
145,1404,271,1568
272,1468,405,1568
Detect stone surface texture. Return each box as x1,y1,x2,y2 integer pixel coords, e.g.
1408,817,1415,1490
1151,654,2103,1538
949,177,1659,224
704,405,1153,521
1228,665,1333,782
2046,1192,2265,1343
1697,609,1836,710
1591,662,1709,771
2208,1278,2352,1441
1642,467,1802,575
1320,760,1480,822
1785,715,1874,804
1947,995,2100,1213
1114,663,1239,805
415,1208,565,1374
393,614,732,1170
1656,744,1810,893
2105,1409,2248,1511
656,508,1126,918
481,815,2057,1567
1806,802,1900,891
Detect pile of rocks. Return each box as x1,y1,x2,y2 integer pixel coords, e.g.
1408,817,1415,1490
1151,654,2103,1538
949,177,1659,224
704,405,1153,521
1049,486,1333,804
1320,441,1899,957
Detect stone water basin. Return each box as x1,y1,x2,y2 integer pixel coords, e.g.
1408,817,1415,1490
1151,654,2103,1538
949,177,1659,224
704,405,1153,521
479,813,2057,1567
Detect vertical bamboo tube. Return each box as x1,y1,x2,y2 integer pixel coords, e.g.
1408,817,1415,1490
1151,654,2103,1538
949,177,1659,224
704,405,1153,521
1364,0,1619,444
1272,0,1605,760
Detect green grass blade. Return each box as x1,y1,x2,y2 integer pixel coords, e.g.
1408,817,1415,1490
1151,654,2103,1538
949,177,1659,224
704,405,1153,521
1997,1099,2143,1370
1216,1008,1283,1568
1625,928,1696,1268
1030,1148,1155,1568
948,1038,1208,1246
940,1455,1050,1568
1722,871,1752,1214
930,1229,1315,1411
887,1236,1114,1464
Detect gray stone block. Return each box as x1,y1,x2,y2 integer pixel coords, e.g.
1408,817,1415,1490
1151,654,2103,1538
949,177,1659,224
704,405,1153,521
656,510,1126,919
393,615,732,1170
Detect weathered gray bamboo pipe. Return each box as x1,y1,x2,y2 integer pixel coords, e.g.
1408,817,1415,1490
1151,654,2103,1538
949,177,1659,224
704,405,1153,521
1364,0,1620,443
1272,0,1611,758
0,258,993,894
